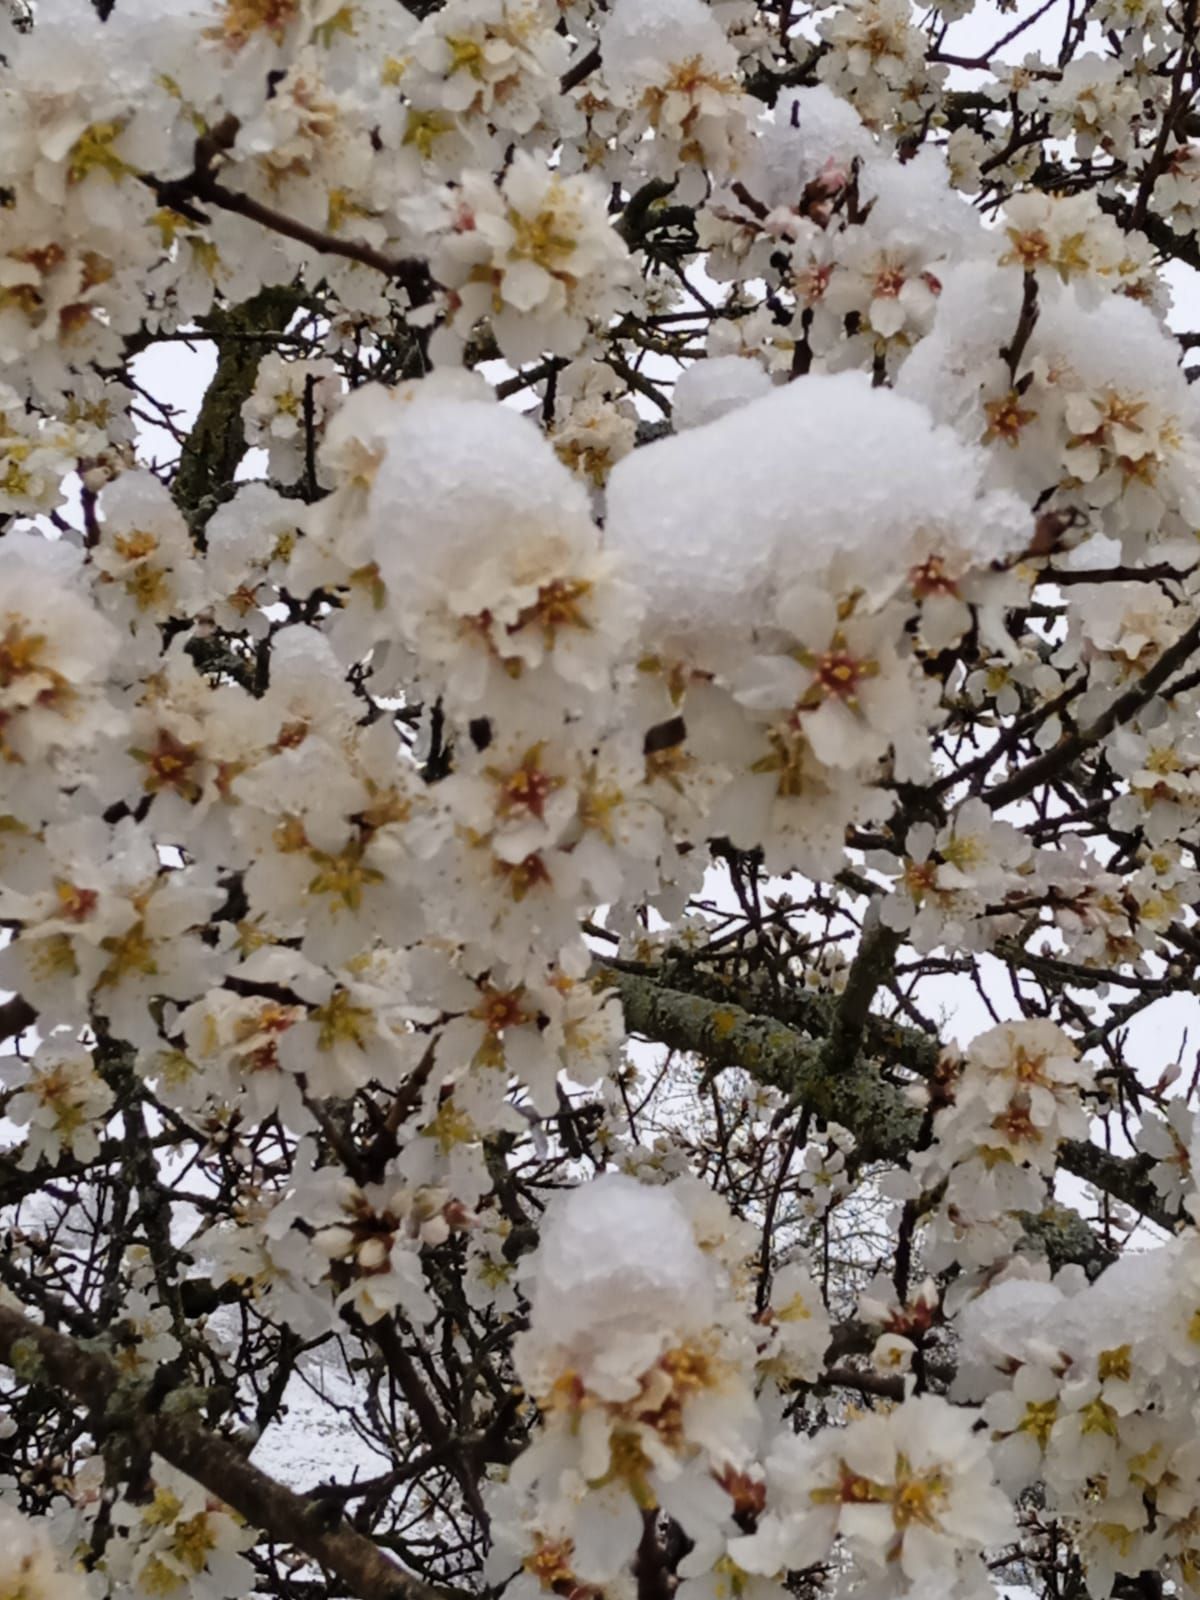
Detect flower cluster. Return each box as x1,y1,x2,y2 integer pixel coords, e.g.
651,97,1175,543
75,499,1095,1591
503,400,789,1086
2,1,1200,1598
898,1022,1094,1274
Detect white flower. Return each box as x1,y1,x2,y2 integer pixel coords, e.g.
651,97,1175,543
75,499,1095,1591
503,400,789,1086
0,1502,88,1600
734,1395,1013,1584
737,589,929,775
94,468,200,647
298,1163,460,1325
549,359,639,490
175,983,310,1125
0,202,144,392
922,1019,1092,1182
983,1361,1063,1491
600,0,749,188
203,481,303,635
817,0,938,129
824,233,943,346
878,798,1032,953
0,531,124,804
758,1260,831,1384
998,192,1132,287
0,815,223,1041
108,1459,256,1600
1,1036,114,1168
463,1217,521,1316
429,153,633,363
1137,1099,1195,1207
403,0,568,137
1049,55,1143,160
241,353,341,483
109,1282,184,1378
0,382,79,514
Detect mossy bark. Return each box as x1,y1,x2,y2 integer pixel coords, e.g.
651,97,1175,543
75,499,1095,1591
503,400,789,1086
172,285,303,529
602,964,1174,1266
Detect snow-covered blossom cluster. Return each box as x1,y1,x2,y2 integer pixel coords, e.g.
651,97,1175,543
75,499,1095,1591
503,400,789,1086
3,1,1200,1599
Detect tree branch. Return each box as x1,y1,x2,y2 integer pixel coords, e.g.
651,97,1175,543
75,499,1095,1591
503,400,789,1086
0,1302,452,1600
607,964,916,1161
172,285,304,523
983,612,1200,812
604,966,1177,1243
0,993,36,1043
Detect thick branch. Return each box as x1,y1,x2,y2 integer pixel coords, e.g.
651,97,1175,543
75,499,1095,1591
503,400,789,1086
605,967,1176,1241
0,1303,450,1600
609,965,917,1161
817,921,902,1083
171,285,304,522
560,42,601,93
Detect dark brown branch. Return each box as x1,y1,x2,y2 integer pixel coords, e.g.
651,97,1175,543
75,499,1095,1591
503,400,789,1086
0,1302,451,1600
1132,0,1197,227
193,176,431,300
0,994,36,1043
153,113,429,310
560,43,602,94
983,611,1200,812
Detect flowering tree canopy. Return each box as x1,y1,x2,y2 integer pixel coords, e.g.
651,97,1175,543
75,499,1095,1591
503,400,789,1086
8,0,1200,1598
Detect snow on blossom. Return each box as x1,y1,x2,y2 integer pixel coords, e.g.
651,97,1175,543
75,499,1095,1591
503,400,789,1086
511,1174,760,1582
606,372,1029,672
517,1173,716,1395
602,374,1031,877
1,6,1200,1600
757,86,877,207
365,391,637,715
673,356,772,430
951,1242,1200,1585
904,261,1200,554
